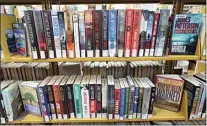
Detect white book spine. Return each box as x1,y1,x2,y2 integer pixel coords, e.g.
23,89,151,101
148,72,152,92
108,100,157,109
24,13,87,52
102,79,108,118
73,14,80,58
141,87,151,119
81,86,90,118
2,91,13,122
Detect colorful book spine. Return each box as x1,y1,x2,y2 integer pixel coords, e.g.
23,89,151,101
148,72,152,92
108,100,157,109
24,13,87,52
5,30,17,54
47,85,57,120
101,79,108,118
124,79,129,119
33,10,47,59
119,79,125,120
101,10,108,57
64,10,74,58
73,14,80,58
195,83,204,118
124,9,134,57
51,10,62,58
127,77,135,119
114,80,120,119
42,10,56,58
85,10,94,57
137,84,143,118
108,75,115,119
81,76,90,119
59,85,67,119
58,12,67,58
117,10,126,57
149,13,160,56
65,84,75,118
89,82,96,118
12,23,27,56
96,75,102,118
24,10,40,59
53,85,62,119
108,10,117,57
79,11,86,58
154,9,170,56
144,11,154,56
198,84,206,118
139,10,149,57
133,84,139,118
131,9,142,57
73,82,82,118
93,10,102,57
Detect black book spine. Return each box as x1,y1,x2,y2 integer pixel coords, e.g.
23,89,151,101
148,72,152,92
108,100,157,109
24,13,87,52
24,10,40,59
108,84,115,119
101,10,108,56
89,84,96,118
5,30,17,54
65,84,75,118
148,86,156,117
47,85,57,119
96,84,102,117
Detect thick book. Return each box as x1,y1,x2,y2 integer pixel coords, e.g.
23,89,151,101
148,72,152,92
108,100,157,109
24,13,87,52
58,12,67,58
155,75,184,112
114,79,120,119
80,75,90,118
64,10,74,58
51,10,62,58
122,78,129,119
170,14,202,55
108,10,117,57
24,10,40,59
154,9,170,56
132,78,139,118
38,77,52,121
117,10,126,57
150,13,160,56
79,11,86,58
93,10,102,57
119,78,125,120
107,75,115,119
73,75,83,118
124,9,134,57
33,10,47,59
101,10,108,57
144,11,154,56
73,14,80,58
85,10,94,57
89,75,97,118
126,76,135,119
96,75,102,118
5,29,17,54
42,10,56,58
101,79,108,118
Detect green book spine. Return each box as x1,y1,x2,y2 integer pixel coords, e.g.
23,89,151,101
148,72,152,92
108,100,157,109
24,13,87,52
73,84,83,118
124,87,129,118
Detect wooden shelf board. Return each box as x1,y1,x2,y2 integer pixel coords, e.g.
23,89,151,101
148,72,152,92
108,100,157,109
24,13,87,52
201,55,206,60
10,107,185,124
1,55,199,62
191,118,206,121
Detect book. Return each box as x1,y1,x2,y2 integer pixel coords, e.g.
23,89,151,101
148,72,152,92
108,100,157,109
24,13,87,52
107,75,115,119
89,75,97,118
118,78,125,120
33,10,47,59
170,14,203,55
101,79,108,118
5,29,17,54
114,79,120,119
51,10,61,58
19,81,41,117
96,75,102,118
108,10,117,57
126,76,135,119
58,12,67,58
117,10,126,57
155,74,184,112
101,10,108,57
154,9,170,56
132,78,139,118
79,11,86,58
124,9,134,57
122,78,129,119
73,14,80,58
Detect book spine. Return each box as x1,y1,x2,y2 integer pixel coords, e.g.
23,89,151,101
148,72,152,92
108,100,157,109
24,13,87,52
51,10,62,58
128,87,135,119
195,84,204,118
138,10,149,57
5,30,17,55
65,10,74,58
93,10,102,57
59,85,67,119
102,10,108,57
190,87,200,119
42,11,56,58
119,87,125,120
33,11,47,59
108,84,115,119
79,12,86,58
108,10,117,57
89,84,96,118
2,90,13,121
142,87,151,119
24,10,40,59
131,9,141,57
202,99,206,118
53,85,62,119
72,14,80,58
198,85,206,118
124,87,129,119
114,87,120,119
85,10,94,57
133,87,139,118
96,84,102,118
102,81,108,118
65,85,75,118
124,9,134,57
144,11,154,56
148,86,156,118
150,13,160,56
58,12,67,58
137,87,143,118
81,84,90,118
47,85,57,120
73,84,82,118
0,91,8,123
154,9,170,56
117,10,126,57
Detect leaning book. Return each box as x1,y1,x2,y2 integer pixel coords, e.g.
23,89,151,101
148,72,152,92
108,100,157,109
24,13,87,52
155,74,184,112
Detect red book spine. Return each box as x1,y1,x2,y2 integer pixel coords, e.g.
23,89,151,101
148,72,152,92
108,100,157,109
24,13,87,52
114,88,120,119
124,9,134,57
131,9,142,57
53,85,62,119
149,13,160,56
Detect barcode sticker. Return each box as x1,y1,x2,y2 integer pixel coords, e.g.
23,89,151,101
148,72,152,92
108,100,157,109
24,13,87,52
52,114,56,120
44,115,49,122
95,50,100,57
115,114,119,119
63,114,67,120
77,113,82,119
128,115,132,119
109,50,116,57
139,49,144,56
81,50,85,57
87,50,93,57
97,113,101,118
56,50,62,58
91,113,95,118
70,113,75,118
49,50,54,58
58,114,62,119
141,114,147,119
1,51,4,58
133,113,137,118
32,51,38,59
149,49,154,56
69,50,74,58
102,50,108,57
40,51,45,59
124,49,130,57
108,114,113,119
144,49,149,56
131,49,137,57
148,114,152,118
137,113,141,118
62,50,67,58
118,49,123,57
1,118,5,124
102,113,107,118
8,116,13,122
119,116,124,120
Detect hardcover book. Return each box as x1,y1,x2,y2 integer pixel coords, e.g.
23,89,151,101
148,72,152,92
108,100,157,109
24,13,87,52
155,75,184,112
114,79,120,119
170,14,202,55
126,76,135,119
102,10,108,57
79,11,86,57
73,14,80,58
101,79,108,118
132,78,139,118
89,75,97,118
119,78,125,120
122,78,129,119
107,75,115,119
96,75,102,118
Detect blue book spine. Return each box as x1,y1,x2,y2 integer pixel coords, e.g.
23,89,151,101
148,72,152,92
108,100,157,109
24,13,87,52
133,87,139,118
108,10,117,57
119,87,125,120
